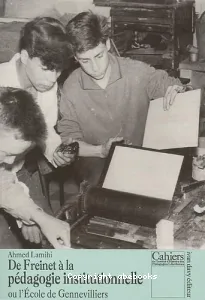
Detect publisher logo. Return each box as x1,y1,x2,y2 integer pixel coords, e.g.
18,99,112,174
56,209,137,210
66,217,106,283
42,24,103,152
151,251,185,266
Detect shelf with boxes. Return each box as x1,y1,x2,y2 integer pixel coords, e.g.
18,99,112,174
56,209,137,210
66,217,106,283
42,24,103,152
94,1,196,72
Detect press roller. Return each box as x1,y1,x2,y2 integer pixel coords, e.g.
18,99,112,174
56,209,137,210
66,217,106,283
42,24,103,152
83,186,171,228
58,183,172,249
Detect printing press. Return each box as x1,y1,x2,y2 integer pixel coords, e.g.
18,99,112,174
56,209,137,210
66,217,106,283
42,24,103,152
55,144,184,249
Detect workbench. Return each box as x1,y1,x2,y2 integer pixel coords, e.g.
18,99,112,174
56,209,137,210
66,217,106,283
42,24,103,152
39,150,205,250
68,180,205,249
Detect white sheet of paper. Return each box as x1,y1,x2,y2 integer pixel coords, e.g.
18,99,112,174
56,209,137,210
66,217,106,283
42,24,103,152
102,146,183,201
143,89,201,150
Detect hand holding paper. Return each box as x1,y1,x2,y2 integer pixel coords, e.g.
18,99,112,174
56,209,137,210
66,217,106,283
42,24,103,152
163,85,185,111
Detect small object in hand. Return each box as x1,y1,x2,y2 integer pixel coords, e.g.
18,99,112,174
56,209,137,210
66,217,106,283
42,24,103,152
57,142,79,155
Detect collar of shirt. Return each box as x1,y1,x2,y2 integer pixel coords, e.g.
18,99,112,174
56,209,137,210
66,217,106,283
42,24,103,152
8,53,21,88
80,53,122,90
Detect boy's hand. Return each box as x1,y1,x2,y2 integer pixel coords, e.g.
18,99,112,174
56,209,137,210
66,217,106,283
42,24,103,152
21,224,42,244
53,149,75,167
32,211,71,248
163,85,185,111
53,142,79,167
41,216,71,249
